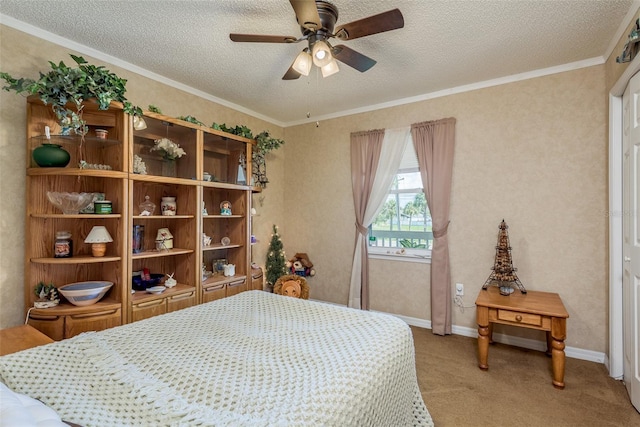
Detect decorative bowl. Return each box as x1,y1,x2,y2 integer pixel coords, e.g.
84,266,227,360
46,191,94,214
132,273,165,290
146,285,166,294
58,281,113,306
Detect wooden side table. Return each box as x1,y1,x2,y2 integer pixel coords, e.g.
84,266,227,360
0,324,54,356
475,287,569,388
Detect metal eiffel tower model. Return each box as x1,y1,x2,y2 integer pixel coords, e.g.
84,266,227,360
482,219,527,295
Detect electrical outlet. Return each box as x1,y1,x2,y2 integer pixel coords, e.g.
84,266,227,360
456,283,464,296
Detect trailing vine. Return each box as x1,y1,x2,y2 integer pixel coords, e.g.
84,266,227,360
0,54,140,136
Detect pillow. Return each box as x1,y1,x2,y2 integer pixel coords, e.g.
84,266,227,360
0,382,68,426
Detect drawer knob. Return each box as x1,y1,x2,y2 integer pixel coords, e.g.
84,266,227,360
515,315,522,322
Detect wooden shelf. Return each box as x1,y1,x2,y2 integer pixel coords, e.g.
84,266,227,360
130,283,195,303
132,248,194,259
31,213,122,219
31,255,121,264
24,98,254,339
132,214,195,220
201,181,252,191
27,168,127,178
130,173,199,185
28,300,121,316
203,243,242,251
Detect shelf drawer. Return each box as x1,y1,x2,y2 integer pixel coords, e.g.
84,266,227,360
167,291,196,313
65,307,122,338
132,298,167,322
28,314,65,341
496,309,542,327
226,278,247,297
202,283,225,303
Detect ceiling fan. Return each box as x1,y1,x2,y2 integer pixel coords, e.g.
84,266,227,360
229,0,404,80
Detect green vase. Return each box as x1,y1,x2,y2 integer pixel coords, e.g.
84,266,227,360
32,143,71,167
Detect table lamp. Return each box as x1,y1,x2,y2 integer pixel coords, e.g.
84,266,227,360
84,226,113,257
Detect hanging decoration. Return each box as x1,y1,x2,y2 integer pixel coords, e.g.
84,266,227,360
617,18,640,63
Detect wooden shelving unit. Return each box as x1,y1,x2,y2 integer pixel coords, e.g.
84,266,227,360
24,98,254,338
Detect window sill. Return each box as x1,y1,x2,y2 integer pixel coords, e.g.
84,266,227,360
368,250,431,264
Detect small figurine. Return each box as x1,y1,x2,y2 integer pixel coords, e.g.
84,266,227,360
202,201,208,216
202,232,212,246
133,154,147,174
220,200,232,215
34,282,60,308
165,273,177,288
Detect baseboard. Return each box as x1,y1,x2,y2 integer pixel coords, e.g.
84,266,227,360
388,313,607,365
311,301,607,365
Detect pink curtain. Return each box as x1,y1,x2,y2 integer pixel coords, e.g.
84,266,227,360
411,118,456,335
349,129,385,310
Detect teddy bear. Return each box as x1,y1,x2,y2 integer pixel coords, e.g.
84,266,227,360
285,252,316,277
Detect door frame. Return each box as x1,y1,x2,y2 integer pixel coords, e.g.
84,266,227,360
609,55,640,379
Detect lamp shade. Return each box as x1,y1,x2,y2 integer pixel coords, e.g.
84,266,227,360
156,227,173,241
133,115,147,130
321,58,339,77
312,40,332,67
84,226,113,243
155,227,174,250
292,49,312,76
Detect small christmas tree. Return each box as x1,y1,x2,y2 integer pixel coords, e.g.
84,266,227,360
265,224,287,288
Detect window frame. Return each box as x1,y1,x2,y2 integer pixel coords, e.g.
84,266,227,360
368,165,432,263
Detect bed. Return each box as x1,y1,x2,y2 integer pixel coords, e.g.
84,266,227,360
0,290,433,426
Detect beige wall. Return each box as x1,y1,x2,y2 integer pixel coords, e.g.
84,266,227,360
1,23,610,353
283,67,608,352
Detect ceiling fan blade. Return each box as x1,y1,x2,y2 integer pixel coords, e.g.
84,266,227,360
334,9,404,41
282,64,302,80
289,0,322,30
332,45,376,72
230,34,298,43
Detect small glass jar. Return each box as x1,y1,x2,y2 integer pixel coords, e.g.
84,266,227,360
139,195,156,216
54,231,73,258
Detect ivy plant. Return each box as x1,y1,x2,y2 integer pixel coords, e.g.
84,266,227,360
177,115,205,126
255,131,285,155
0,54,140,135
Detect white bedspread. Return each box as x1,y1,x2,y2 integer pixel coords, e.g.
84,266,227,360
0,291,433,426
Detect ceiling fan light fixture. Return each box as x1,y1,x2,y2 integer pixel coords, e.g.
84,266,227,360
321,58,339,77
292,49,312,76
312,40,332,67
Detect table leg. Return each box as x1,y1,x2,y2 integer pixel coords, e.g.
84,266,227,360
477,306,490,370
550,317,567,389
545,331,552,357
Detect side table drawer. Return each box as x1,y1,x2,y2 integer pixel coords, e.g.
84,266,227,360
497,309,542,327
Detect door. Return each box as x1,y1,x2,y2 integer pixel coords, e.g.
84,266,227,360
623,72,640,412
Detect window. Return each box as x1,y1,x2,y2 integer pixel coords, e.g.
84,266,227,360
368,143,432,260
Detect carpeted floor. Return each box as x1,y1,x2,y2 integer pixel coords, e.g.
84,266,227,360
411,326,640,427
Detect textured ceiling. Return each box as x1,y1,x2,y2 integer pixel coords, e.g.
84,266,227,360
0,0,635,126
